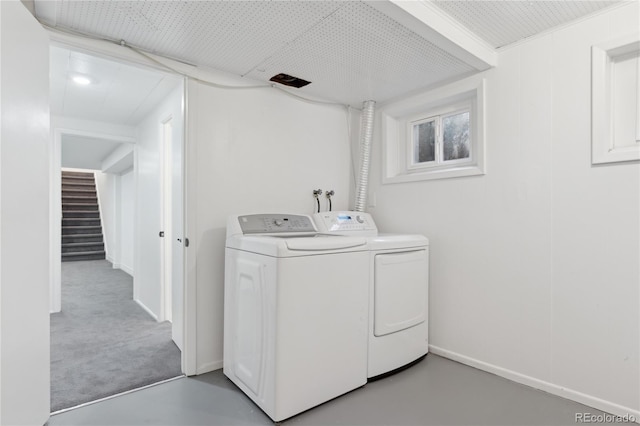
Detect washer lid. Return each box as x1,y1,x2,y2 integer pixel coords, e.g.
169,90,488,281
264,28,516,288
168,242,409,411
369,234,429,250
286,235,366,251
226,234,367,257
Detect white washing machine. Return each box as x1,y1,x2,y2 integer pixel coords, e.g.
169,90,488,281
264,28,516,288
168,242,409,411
314,211,429,378
224,213,369,422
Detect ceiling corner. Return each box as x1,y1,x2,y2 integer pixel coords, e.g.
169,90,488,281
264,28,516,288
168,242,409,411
366,0,497,70
33,0,57,26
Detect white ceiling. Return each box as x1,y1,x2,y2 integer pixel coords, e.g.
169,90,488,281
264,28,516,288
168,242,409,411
431,0,624,49
40,0,624,170
50,45,181,125
35,0,623,107
61,133,131,170
36,0,481,107
51,45,181,171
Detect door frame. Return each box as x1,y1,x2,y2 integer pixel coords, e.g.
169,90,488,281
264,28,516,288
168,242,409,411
51,128,136,314
160,114,173,323
47,33,197,376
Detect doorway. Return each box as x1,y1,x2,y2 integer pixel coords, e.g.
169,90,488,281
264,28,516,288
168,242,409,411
49,44,186,412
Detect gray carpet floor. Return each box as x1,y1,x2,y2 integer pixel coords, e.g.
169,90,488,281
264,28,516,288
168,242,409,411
50,260,182,413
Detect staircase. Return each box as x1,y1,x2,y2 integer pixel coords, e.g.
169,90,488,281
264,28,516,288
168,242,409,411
61,171,106,262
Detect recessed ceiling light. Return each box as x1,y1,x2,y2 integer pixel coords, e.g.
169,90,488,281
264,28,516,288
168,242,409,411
72,76,92,86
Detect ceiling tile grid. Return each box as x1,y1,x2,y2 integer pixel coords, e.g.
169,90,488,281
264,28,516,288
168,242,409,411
431,0,623,49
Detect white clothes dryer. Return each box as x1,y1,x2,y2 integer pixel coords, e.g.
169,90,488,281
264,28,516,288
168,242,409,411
314,212,429,378
224,213,369,422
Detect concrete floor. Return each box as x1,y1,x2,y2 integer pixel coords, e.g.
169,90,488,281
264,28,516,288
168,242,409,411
49,354,614,426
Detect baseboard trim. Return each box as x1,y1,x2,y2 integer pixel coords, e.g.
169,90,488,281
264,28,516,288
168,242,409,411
134,299,158,321
109,260,133,277
118,263,133,276
429,345,640,422
197,360,223,375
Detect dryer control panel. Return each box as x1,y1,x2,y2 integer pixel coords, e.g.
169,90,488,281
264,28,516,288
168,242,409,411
314,211,378,235
237,214,317,235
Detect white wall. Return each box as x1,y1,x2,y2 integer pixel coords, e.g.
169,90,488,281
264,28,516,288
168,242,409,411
0,1,51,423
135,83,183,319
95,171,116,260
187,80,353,373
367,2,639,417
95,169,134,275
119,169,134,273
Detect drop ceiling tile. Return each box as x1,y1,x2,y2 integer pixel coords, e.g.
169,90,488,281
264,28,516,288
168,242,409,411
246,1,475,105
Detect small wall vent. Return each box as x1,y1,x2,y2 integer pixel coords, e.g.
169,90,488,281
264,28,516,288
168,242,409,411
269,73,311,88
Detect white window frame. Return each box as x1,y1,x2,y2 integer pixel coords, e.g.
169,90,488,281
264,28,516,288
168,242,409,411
382,76,485,184
407,106,472,171
591,32,640,165
408,115,438,169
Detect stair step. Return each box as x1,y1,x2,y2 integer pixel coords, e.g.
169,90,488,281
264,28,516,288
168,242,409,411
62,196,98,203
61,242,105,253
62,203,98,211
61,178,95,185
62,233,103,243
62,226,102,235
60,172,103,259
62,251,106,262
61,171,94,178
62,189,97,197
62,218,101,227
62,210,100,219
60,177,94,184
61,185,95,190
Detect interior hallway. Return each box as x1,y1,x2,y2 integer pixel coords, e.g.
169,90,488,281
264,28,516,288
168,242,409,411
49,354,612,426
50,260,182,412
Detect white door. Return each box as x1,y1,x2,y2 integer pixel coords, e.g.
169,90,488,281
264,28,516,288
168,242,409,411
136,113,164,317
170,97,185,351
137,82,184,351
0,0,51,423
162,118,173,323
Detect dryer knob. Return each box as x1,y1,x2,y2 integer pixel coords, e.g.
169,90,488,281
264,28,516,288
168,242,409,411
356,215,365,223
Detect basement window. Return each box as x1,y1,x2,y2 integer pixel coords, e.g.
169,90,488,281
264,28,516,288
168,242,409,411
382,76,485,183
591,33,640,164
409,109,471,170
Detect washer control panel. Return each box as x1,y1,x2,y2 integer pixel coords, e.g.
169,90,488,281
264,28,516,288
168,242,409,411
238,214,317,234
314,211,378,234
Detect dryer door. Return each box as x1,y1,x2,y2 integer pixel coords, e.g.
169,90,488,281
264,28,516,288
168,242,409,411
374,249,428,337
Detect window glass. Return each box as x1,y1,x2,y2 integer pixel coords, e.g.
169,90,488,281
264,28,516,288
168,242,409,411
413,120,435,164
442,111,470,161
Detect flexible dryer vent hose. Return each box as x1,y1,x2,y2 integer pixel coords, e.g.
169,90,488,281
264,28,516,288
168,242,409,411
354,100,376,212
